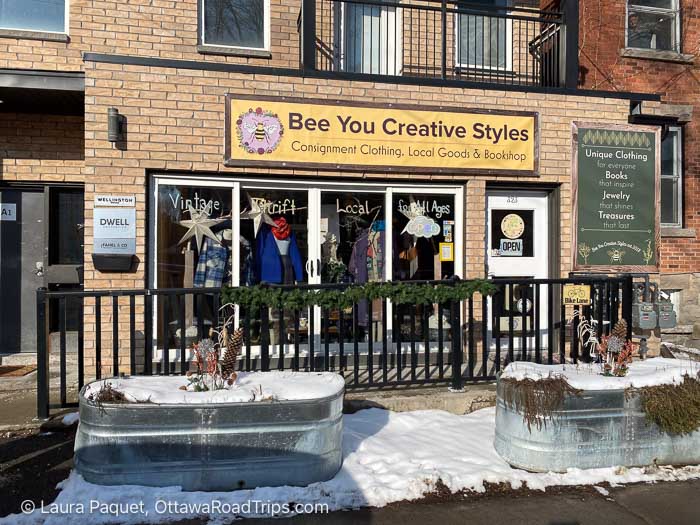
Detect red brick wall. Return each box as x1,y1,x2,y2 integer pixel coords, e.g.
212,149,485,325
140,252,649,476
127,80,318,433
578,0,700,274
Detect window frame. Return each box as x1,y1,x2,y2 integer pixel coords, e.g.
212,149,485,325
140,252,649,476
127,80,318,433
453,1,514,73
198,0,271,53
625,0,681,53
0,0,69,35
661,125,683,228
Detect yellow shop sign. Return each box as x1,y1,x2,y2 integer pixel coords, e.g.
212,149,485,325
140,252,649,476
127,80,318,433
225,96,537,173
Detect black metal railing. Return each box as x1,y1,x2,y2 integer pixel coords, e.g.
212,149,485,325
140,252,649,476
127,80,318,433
36,275,632,418
303,0,579,89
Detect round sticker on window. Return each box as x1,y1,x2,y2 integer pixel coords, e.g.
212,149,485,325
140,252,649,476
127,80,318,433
501,213,525,239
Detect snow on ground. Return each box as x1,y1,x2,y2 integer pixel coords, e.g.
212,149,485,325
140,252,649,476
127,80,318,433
6,406,700,525
61,412,79,426
82,371,345,404
501,357,700,390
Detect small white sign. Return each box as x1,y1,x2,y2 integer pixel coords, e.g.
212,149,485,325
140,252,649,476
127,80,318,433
95,195,136,207
93,238,136,255
94,208,136,239
0,203,16,221
499,238,523,256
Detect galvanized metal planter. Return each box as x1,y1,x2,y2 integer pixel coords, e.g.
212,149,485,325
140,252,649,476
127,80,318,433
74,380,344,491
494,377,700,473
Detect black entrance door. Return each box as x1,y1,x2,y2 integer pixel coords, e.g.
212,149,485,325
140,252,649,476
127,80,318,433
0,186,84,354
0,189,44,352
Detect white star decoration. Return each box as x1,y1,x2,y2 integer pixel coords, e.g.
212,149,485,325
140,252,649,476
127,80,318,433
177,203,225,250
240,193,276,235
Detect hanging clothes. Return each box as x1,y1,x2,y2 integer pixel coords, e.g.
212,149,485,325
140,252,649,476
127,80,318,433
349,230,370,284
240,237,256,287
194,233,228,288
255,219,303,284
366,230,384,282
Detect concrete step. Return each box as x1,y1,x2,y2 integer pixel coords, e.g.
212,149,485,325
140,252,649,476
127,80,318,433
0,353,37,366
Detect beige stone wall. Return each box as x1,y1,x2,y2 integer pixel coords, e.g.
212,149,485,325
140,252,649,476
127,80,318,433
0,112,84,182
0,0,301,72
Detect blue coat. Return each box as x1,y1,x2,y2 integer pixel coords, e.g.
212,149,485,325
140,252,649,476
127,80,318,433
255,225,304,284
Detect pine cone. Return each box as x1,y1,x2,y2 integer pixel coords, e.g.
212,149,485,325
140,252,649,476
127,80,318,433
221,328,243,376
611,319,628,341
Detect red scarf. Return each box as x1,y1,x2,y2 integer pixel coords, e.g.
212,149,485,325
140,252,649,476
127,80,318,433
271,217,291,240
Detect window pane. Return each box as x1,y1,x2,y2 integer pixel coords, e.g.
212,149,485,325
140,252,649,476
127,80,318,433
661,129,678,175
203,0,265,49
458,0,509,69
239,188,308,285
155,185,233,348
0,0,65,32
49,189,84,265
661,177,679,224
343,2,398,75
627,8,676,51
392,193,455,281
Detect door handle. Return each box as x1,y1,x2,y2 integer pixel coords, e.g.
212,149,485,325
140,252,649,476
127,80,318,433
316,259,321,277
305,260,314,278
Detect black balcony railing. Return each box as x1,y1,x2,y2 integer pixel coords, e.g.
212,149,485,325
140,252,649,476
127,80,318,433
36,275,633,418
301,0,579,89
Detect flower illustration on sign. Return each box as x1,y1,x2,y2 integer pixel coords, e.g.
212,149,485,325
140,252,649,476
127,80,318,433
236,107,284,155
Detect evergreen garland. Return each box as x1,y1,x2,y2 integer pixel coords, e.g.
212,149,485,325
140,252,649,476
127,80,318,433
221,279,496,310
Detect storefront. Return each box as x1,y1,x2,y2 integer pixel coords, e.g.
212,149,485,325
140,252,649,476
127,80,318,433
139,97,558,357
149,175,463,354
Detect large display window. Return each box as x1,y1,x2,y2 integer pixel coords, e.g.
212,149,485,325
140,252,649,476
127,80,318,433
150,176,463,360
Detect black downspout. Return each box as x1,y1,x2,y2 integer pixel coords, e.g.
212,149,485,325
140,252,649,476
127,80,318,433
302,0,317,74
563,0,580,89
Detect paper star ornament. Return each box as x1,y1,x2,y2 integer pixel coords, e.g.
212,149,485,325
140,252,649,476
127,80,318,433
240,193,276,235
177,203,225,250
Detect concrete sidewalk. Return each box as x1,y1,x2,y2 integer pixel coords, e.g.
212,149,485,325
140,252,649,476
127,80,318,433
0,367,79,430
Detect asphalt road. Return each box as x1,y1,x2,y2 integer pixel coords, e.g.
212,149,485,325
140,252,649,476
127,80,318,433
245,480,700,525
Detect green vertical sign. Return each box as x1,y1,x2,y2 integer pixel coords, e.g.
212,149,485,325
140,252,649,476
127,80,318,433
576,127,657,268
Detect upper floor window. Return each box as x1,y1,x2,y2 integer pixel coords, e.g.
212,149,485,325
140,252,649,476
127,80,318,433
661,126,683,227
626,1,680,52
200,0,269,50
456,0,511,71
0,0,67,34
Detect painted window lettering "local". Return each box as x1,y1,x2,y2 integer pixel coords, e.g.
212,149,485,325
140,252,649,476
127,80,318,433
288,114,529,145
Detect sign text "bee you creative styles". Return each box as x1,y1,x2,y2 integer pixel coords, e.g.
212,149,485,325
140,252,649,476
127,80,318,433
225,96,537,174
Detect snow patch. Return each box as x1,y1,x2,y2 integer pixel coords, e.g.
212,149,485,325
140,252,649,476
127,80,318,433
5,407,700,524
82,371,345,404
593,485,610,496
61,412,79,426
501,357,700,390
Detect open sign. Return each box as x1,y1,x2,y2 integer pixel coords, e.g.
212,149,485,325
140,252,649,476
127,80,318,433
499,238,523,256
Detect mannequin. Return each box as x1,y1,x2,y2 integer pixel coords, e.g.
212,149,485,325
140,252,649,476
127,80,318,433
255,216,303,284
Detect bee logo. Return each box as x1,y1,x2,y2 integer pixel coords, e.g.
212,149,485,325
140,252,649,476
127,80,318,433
607,249,625,264
247,121,279,144
237,107,283,155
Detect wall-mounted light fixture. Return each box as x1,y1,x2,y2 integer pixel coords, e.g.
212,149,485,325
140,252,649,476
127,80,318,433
107,107,124,143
